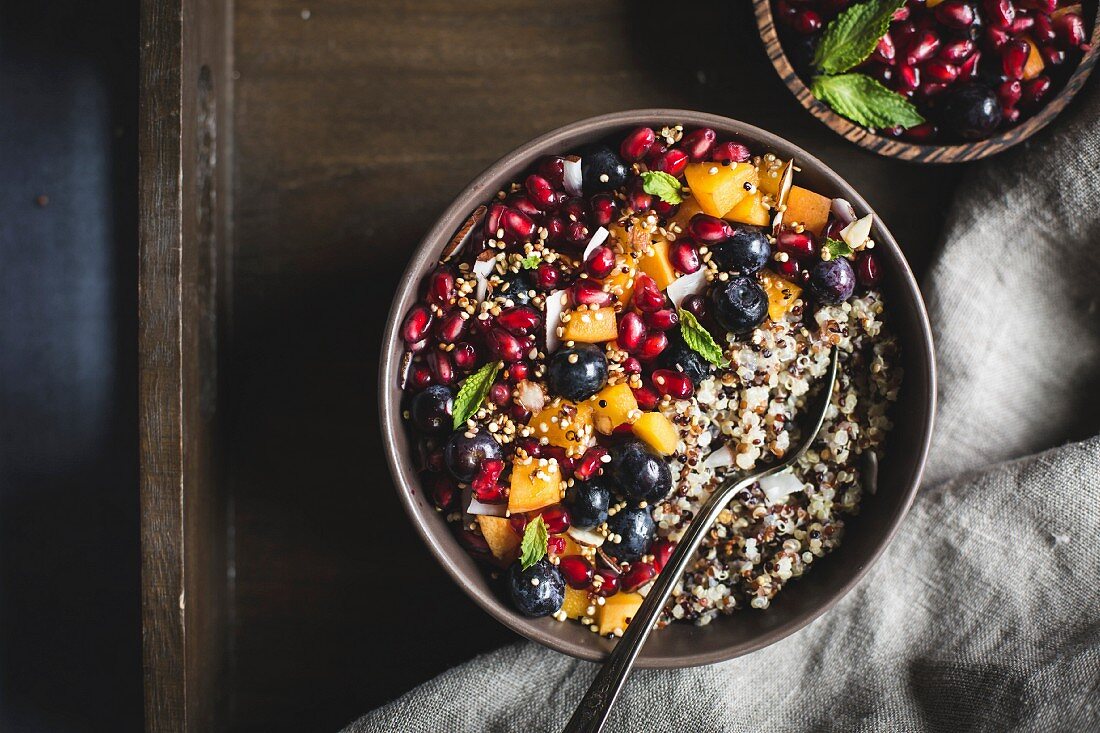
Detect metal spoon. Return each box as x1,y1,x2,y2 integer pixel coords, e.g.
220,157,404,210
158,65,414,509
563,347,839,733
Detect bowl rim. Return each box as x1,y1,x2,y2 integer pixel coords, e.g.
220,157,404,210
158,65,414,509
379,109,937,668
753,0,1100,163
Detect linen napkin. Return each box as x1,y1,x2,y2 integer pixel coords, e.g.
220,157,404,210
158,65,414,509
346,78,1100,732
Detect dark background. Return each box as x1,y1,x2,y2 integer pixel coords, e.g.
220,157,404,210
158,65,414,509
2,0,963,731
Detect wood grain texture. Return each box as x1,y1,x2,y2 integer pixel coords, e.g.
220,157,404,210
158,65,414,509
139,0,232,730
754,0,1100,162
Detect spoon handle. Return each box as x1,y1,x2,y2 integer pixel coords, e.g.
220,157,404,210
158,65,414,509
562,472,757,733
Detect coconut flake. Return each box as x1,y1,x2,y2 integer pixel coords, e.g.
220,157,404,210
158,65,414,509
666,268,708,309
758,471,805,505
830,197,857,226
473,252,497,302
465,494,508,517
582,226,609,262
515,379,546,414
544,288,570,353
703,444,735,469
567,526,605,548
840,213,873,249
563,155,583,197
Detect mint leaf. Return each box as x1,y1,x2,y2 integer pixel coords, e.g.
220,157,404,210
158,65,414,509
452,361,501,429
824,237,854,260
520,254,541,270
678,310,729,367
520,515,549,570
641,171,684,205
814,0,906,75
811,73,925,129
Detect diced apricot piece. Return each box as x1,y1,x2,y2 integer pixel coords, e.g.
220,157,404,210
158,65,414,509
725,190,771,226
597,592,644,635
1023,38,1044,80
632,412,679,456
548,533,585,557
600,254,638,310
591,383,640,435
670,195,704,234
562,587,591,620
528,400,594,456
562,307,617,343
756,158,790,198
760,270,803,323
784,186,831,237
684,162,756,218
476,516,520,562
638,239,678,291
508,457,564,514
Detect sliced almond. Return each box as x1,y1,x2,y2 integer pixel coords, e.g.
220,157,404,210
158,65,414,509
441,204,486,262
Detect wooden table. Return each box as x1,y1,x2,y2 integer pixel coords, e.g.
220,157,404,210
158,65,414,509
140,1,961,730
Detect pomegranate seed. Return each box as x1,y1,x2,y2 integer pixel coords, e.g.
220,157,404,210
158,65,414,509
427,350,454,386
612,423,634,436
1021,75,1052,107
892,5,910,21
935,0,976,28
775,0,798,22
1009,15,1035,33
436,310,467,343
536,155,565,187
626,177,653,214
653,199,680,218
681,294,707,319
920,82,950,98
565,221,589,246
1032,14,1055,43
488,381,511,406
427,269,455,307
897,63,921,91
649,148,690,177
496,305,542,336
679,128,717,161
524,174,557,210
710,141,751,162
574,447,609,481
940,38,975,62
1054,13,1086,49
923,58,959,83
559,555,594,589
588,194,618,228
584,245,617,279
543,216,566,243
409,364,432,390
617,312,648,352
560,197,588,223
689,213,733,243
402,304,433,344
500,208,536,242
593,568,620,597
621,562,657,592
471,459,505,501
856,252,880,287
428,474,457,510
670,240,701,274
621,357,642,375
484,202,506,237
651,539,675,571
620,127,656,162
425,448,446,473
458,529,491,556
984,0,1016,28
1018,0,1055,11
632,273,665,312
792,9,823,33
636,332,669,361
776,229,818,260
543,535,565,556
534,262,560,291
569,280,608,308
1002,39,1030,79
631,385,660,411
513,437,540,459
506,361,530,382
486,328,525,361
1003,106,1022,123
774,258,804,281
986,27,1010,51
540,505,571,534
894,19,918,45
902,122,939,142
644,308,679,332
452,342,477,371
906,30,941,65
506,193,542,219
959,50,982,78
1042,46,1066,66
997,79,1023,108
873,33,896,64
652,369,694,399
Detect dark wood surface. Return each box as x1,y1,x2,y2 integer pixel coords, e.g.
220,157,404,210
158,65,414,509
147,1,965,731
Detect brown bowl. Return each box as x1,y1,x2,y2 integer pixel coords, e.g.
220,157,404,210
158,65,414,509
379,110,936,667
754,0,1100,163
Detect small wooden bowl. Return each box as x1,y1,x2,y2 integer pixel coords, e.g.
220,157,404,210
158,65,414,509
754,0,1100,163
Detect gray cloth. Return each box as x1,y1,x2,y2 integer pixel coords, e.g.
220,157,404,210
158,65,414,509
348,82,1100,732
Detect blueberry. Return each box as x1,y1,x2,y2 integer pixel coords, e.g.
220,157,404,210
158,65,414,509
493,269,532,305
710,276,768,335
578,144,628,194
940,83,1002,141
565,477,612,529
443,429,503,482
710,225,771,274
809,258,856,305
508,559,565,617
546,343,608,402
608,438,672,503
605,506,656,563
409,384,454,434
657,331,713,386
